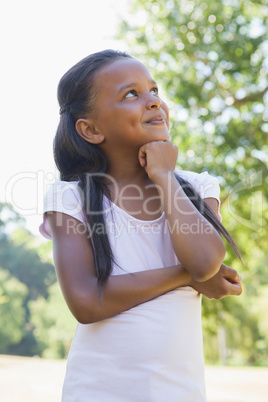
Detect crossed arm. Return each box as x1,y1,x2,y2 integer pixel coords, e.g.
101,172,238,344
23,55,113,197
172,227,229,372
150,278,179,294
139,140,226,282
49,141,242,325
48,199,242,325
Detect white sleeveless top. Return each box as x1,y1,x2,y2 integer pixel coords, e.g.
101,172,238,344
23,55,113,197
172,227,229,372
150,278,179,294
40,170,221,402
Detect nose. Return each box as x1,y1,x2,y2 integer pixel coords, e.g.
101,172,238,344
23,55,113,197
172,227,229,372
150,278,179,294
146,94,162,109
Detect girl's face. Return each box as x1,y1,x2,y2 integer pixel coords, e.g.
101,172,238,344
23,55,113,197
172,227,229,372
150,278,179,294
90,58,170,153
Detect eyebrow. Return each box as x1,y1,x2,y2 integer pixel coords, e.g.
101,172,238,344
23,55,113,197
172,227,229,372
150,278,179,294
118,80,158,94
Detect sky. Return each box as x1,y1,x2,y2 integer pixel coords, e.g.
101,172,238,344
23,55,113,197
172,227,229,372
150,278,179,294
0,0,129,235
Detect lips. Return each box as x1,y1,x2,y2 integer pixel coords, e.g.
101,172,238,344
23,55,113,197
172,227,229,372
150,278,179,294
145,114,166,124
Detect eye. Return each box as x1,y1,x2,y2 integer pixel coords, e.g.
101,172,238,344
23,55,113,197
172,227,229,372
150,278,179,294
125,90,137,99
150,87,159,95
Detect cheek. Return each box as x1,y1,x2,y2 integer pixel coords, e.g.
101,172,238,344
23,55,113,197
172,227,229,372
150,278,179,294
115,106,141,125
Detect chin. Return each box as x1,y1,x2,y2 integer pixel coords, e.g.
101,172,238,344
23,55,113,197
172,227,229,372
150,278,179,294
150,133,170,142
157,134,170,141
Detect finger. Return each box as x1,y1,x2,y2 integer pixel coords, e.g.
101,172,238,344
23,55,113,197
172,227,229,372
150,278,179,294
224,279,243,296
224,275,242,284
222,265,242,284
139,155,146,168
138,147,147,167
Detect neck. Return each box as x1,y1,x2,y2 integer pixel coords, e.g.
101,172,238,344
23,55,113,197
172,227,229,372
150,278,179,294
105,151,149,186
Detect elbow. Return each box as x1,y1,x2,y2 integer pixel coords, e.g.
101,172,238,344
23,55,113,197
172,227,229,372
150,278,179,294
67,292,102,325
192,265,220,282
73,306,101,325
75,299,105,324
191,244,226,282
69,305,94,324
75,310,95,325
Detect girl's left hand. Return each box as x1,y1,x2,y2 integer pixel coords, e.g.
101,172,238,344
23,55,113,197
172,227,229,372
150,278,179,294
138,141,178,183
189,264,243,299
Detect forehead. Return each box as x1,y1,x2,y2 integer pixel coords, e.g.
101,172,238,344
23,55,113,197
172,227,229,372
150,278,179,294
95,58,154,93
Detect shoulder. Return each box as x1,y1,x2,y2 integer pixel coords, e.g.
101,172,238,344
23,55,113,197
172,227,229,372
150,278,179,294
175,169,220,200
39,179,85,239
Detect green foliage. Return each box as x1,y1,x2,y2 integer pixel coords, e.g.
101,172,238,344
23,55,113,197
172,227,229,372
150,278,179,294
0,202,25,232
29,282,77,359
118,0,268,365
0,202,76,358
0,204,59,356
0,227,56,301
0,268,28,352
202,292,268,365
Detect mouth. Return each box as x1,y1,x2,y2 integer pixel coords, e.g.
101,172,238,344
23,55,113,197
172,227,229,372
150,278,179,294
145,115,166,124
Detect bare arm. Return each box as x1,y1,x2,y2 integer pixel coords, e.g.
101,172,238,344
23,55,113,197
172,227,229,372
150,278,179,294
48,212,191,324
139,141,226,282
190,263,242,299
47,199,241,324
190,198,242,298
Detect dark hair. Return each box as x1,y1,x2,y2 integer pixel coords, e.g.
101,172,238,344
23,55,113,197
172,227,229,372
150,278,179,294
54,49,240,290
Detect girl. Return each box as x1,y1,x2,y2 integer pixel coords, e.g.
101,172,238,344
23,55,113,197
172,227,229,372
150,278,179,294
40,49,242,402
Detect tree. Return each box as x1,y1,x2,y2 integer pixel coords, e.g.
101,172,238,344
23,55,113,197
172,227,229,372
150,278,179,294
29,282,77,359
0,268,28,352
0,202,25,232
0,203,57,356
0,205,56,300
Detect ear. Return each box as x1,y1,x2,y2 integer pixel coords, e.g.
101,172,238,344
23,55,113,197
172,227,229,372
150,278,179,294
75,118,105,144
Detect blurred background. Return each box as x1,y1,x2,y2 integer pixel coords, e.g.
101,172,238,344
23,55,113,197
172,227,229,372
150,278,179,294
0,0,267,399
